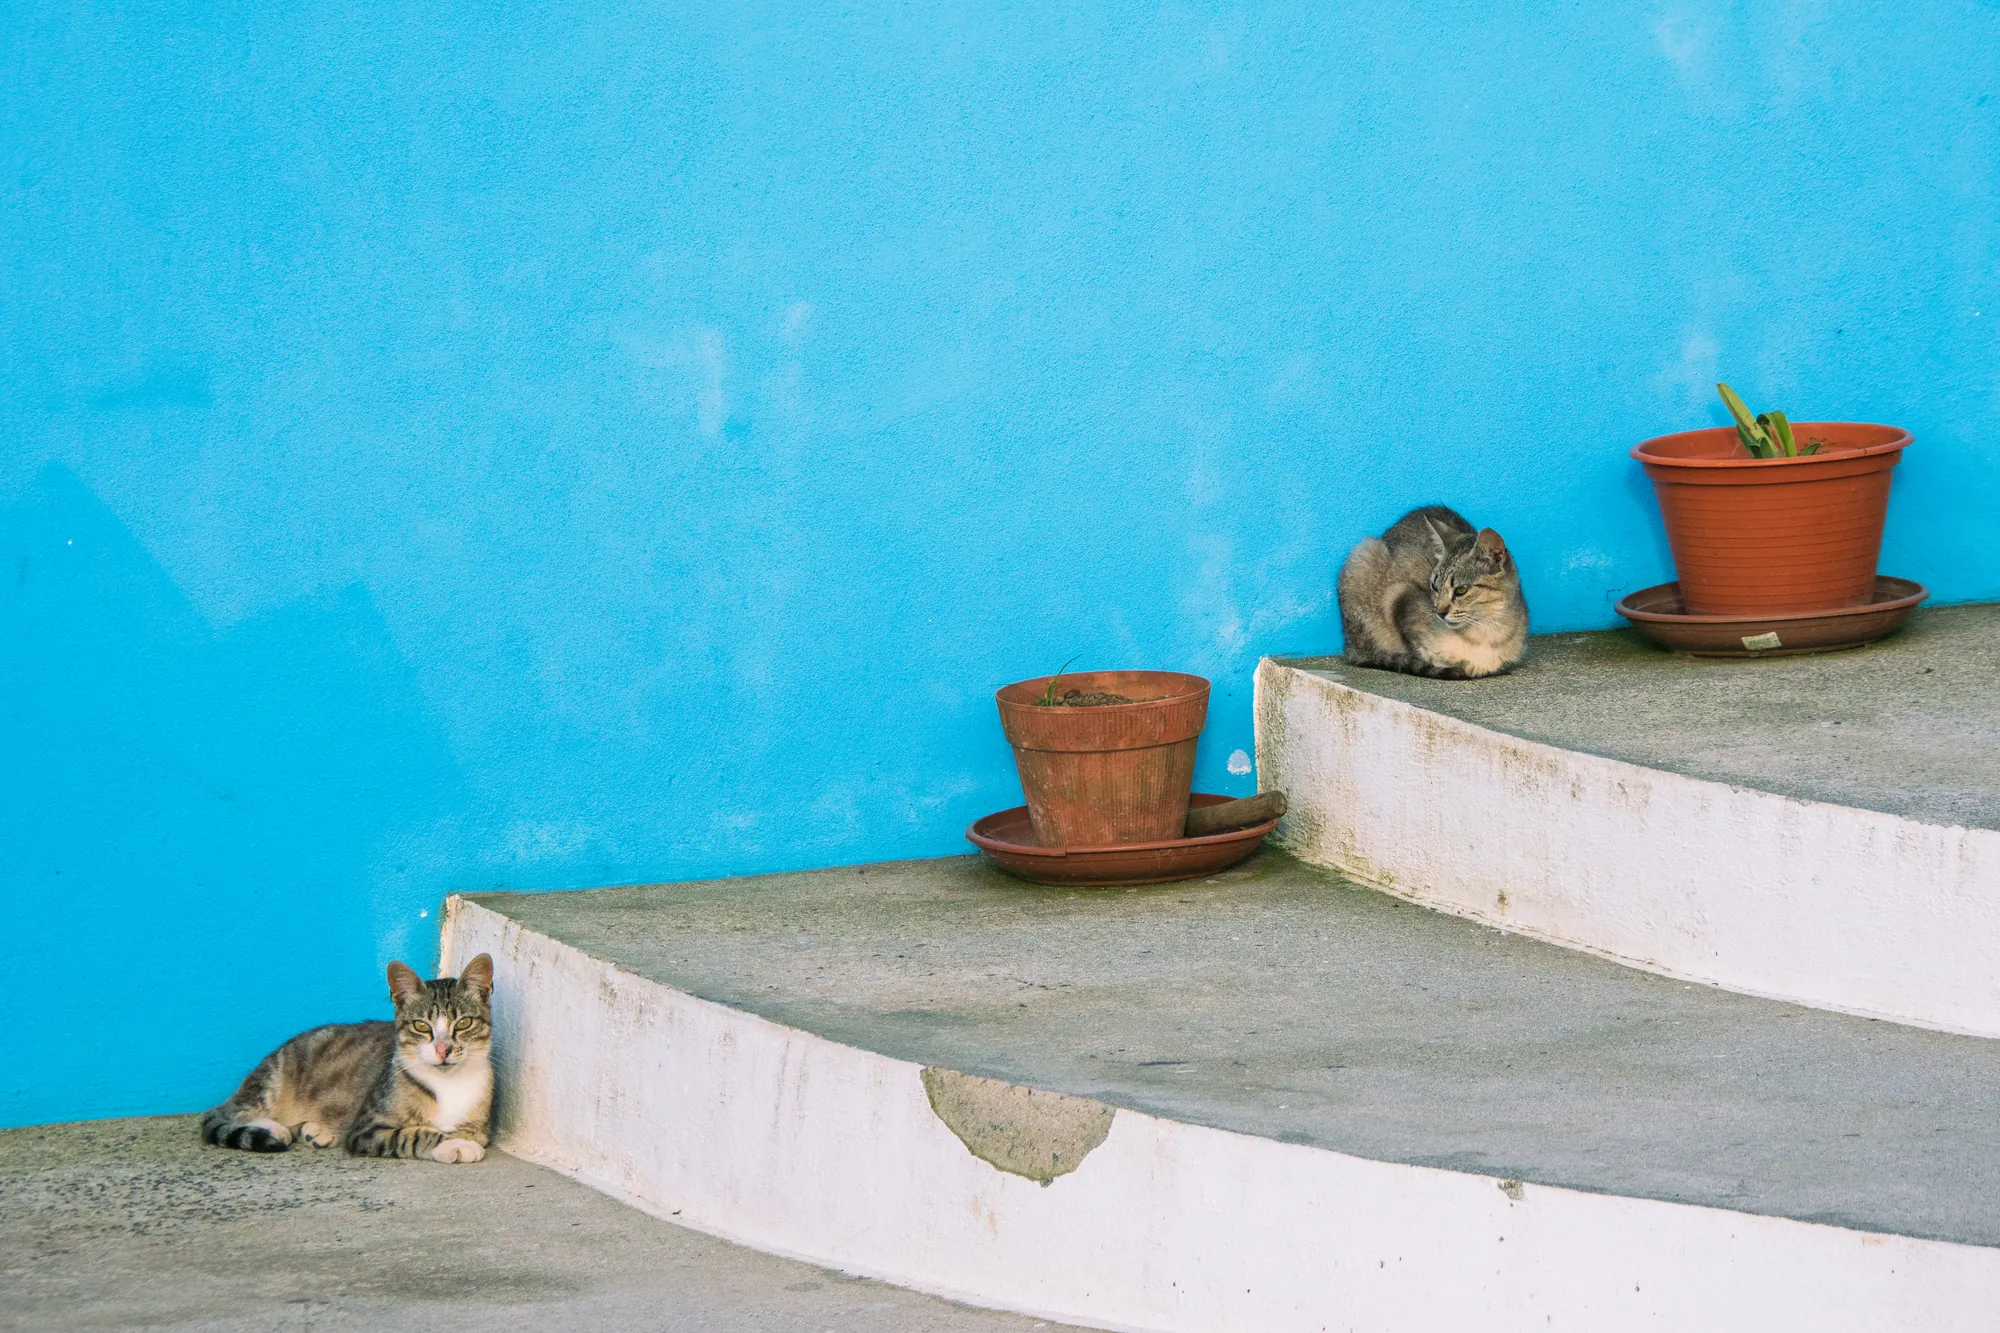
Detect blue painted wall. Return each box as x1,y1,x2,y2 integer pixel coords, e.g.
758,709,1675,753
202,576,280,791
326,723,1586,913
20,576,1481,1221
5,1,1996,1125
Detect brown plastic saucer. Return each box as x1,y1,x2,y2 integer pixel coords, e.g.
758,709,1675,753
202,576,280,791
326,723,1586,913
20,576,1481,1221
966,793,1279,887
1615,576,1927,658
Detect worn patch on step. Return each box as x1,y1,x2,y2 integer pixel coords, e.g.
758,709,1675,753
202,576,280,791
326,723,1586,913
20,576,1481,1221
919,1068,1115,1185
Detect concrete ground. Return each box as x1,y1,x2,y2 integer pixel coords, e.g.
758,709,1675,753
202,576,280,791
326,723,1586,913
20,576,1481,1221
1279,603,1999,830
0,1116,1096,1332
475,849,2000,1247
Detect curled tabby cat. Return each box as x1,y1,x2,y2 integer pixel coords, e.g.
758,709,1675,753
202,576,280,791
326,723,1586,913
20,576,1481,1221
201,955,494,1164
1337,505,1527,679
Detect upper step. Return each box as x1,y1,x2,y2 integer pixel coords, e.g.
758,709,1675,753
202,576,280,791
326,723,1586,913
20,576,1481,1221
1281,603,1999,831
1256,605,2000,1037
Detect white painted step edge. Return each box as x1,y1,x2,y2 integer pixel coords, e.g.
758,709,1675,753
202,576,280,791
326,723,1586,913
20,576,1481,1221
442,896,2000,1333
1254,658,2000,1039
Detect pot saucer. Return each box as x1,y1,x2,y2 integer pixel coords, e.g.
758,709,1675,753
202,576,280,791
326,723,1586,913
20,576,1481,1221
1615,576,1927,658
966,793,1278,887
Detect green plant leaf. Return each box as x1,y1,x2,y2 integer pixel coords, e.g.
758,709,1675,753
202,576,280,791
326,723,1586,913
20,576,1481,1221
1718,383,1772,457
1754,412,1797,459
1800,441,1823,456
1718,383,1760,433
1038,655,1080,707
1765,410,1798,458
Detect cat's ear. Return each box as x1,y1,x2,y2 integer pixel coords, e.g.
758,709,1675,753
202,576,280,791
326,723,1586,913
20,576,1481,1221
1475,528,1511,570
458,953,494,999
387,960,424,1007
1422,517,1449,560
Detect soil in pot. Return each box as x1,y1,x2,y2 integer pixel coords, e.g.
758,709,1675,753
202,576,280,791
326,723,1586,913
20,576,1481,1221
1044,689,1135,707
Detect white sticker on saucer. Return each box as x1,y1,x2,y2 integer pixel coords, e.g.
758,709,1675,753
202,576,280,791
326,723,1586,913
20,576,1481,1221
1740,631,1783,651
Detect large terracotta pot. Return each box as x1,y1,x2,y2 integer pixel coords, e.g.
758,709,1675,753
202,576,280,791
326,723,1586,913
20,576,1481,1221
994,670,1209,848
1632,422,1910,615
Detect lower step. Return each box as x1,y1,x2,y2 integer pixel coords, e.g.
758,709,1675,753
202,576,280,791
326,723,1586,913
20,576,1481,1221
444,886,2000,1333
1,1115,1096,1331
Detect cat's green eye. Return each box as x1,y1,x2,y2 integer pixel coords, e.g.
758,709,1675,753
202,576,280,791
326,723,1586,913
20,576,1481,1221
410,1021,432,1038
453,1017,474,1035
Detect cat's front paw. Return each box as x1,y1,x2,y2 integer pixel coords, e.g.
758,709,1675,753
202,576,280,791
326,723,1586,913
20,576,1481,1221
298,1121,338,1148
432,1137,486,1164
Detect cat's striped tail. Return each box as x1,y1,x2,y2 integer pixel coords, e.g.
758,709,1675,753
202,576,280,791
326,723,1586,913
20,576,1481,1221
201,1104,294,1152
201,1050,294,1152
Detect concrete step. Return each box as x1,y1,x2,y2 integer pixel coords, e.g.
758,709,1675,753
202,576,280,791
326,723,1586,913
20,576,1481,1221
1256,604,2000,1035
0,1115,1097,1332
442,850,2000,1332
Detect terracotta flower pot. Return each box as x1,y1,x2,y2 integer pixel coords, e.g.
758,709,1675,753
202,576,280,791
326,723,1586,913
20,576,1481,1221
1632,423,1910,615
994,670,1210,848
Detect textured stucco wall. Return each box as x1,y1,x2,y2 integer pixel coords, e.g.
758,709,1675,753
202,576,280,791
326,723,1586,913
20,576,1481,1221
5,1,1998,1122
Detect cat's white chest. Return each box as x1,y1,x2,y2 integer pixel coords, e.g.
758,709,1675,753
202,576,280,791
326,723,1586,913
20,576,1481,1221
405,1059,490,1132
1454,637,1508,676
1442,621,1524,677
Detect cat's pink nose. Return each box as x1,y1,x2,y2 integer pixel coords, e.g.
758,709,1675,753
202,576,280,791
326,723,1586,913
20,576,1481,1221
432,1039,450,1062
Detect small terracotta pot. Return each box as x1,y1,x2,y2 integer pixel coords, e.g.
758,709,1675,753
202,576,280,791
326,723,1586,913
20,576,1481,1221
994,670,1210,848
1632,423,1909,615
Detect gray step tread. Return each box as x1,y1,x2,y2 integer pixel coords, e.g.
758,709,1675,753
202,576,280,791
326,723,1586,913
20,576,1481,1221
476,851,2000,1247
0,1115,1095,1332
1278,602,2000,832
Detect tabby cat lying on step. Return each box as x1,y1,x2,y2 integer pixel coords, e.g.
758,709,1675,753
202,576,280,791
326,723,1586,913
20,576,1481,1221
202,955,495,1163
1337,505,1527,679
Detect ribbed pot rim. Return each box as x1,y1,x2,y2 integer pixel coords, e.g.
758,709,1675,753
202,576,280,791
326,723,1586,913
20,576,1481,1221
1631,423,1910,470
994,670,1210,712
